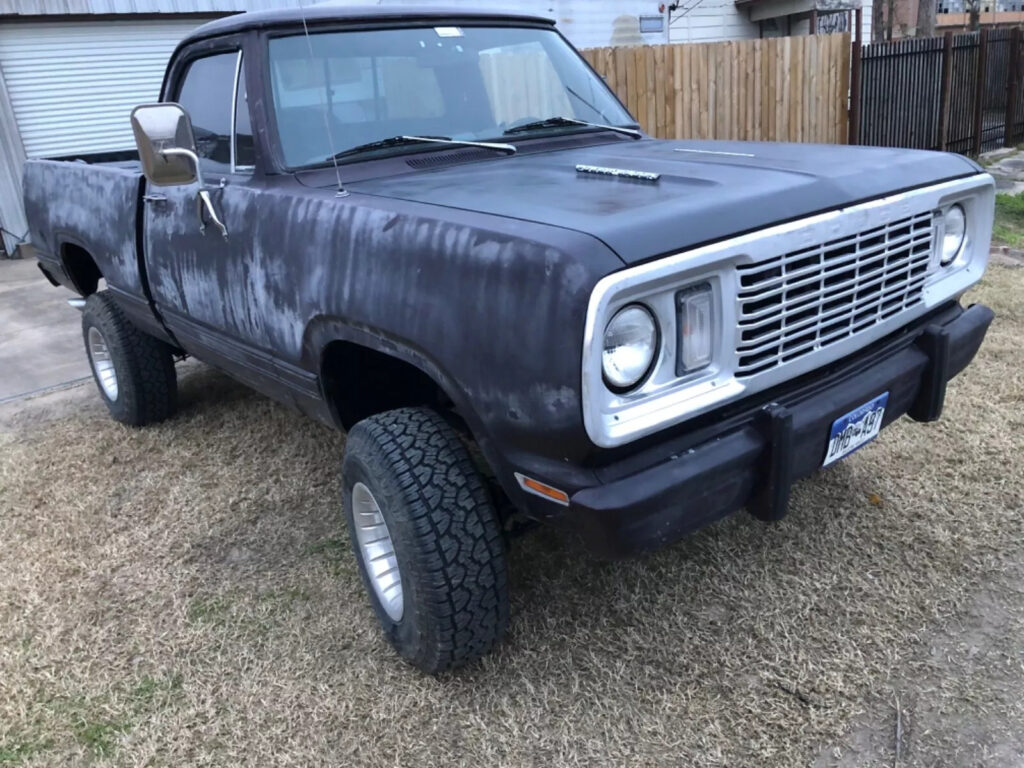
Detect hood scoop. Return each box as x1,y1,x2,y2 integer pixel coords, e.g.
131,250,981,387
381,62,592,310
575,163,661,182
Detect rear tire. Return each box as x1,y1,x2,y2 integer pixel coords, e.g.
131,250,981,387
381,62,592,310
81,291,177,426
342,407,509,673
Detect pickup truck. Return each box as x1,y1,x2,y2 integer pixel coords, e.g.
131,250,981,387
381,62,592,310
24,5,995,673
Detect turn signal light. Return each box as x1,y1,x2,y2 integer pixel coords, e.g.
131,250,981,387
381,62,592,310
514,473,570,506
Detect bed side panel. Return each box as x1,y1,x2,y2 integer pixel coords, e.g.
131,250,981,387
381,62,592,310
23,159,144,298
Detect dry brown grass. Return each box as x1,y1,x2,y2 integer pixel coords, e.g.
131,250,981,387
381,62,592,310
1,267,1022,767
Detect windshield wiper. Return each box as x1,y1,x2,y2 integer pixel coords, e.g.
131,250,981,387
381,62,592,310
328,135,516,162
503,117,642,139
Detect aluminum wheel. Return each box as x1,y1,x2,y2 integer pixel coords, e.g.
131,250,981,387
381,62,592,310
87,326,119,401
352,482,404,622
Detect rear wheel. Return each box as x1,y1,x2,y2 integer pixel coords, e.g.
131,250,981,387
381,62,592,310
81,291,177,426
342,407,509,673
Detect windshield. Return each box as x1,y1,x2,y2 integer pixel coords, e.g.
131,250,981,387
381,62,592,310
267,25,634,168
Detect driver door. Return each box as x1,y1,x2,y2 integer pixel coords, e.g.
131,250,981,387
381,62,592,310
142,43,275,392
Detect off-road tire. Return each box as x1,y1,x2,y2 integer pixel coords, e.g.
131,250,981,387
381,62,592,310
342,407,509,673
81,291,177,426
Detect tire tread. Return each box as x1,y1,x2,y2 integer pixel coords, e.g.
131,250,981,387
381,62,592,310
345,407,508,672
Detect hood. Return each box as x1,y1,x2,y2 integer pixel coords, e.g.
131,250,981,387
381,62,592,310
345,138,980,264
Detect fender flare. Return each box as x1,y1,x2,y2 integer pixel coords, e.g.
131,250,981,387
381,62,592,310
301,316,500,462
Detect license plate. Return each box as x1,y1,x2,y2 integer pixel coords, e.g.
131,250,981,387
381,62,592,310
822,392,889,467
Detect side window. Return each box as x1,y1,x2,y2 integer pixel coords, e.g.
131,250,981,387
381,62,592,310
175,51,238,173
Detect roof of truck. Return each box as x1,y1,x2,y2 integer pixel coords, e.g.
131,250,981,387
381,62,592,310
182,4,556,44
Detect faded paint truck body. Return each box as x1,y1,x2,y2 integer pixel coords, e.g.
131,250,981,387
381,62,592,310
24,6,996,555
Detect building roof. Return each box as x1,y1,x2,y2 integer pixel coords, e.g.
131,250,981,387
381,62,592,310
182,4,555,44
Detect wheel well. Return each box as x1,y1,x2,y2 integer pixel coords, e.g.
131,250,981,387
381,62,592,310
321,341,452,430
61,243,102,296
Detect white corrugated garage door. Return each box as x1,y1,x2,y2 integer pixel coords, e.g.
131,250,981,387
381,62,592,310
0,19,209,159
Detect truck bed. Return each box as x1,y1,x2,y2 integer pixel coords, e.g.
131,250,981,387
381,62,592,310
23,153,147,299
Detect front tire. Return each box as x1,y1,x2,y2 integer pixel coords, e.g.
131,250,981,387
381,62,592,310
81,291,177,426
342,407,509,673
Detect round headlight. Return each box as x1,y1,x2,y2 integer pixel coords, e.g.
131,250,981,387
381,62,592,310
602,305,658,391
941,204,966,266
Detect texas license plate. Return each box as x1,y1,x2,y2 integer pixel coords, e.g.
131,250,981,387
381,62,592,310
822,392,889,467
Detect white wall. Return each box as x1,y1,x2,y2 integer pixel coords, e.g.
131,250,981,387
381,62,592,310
668,0,760,42
368,0,670,49
521,0,672,48
860,1,873,41
0,60,27,255
667,0,872,43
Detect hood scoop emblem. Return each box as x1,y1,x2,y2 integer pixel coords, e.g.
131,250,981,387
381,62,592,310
575,164,660,182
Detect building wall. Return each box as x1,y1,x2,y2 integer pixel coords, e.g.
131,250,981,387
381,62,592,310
349,1,673,48
669,0,761,42
669,0,872,43
0,59,27,253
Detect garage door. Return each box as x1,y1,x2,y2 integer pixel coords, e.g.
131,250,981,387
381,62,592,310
0,19,210,159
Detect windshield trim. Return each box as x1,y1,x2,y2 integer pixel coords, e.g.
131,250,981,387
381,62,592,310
260,22,633,174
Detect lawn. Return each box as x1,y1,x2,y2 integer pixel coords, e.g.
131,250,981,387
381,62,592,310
1,267,1022,767
992,190,1024,248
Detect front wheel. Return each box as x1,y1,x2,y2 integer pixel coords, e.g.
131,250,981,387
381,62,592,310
342,407,509,673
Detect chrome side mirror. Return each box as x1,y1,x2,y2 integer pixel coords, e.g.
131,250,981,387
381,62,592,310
131,103,203,187
130,103,227,239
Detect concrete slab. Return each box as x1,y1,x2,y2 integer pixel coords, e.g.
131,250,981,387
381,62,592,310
983,148,1024,194
0,254,91,403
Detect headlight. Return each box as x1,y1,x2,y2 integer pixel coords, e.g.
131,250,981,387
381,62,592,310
941,203,966,266
602,304,658,390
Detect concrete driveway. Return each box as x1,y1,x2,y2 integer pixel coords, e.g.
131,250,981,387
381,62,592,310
0,255,91,403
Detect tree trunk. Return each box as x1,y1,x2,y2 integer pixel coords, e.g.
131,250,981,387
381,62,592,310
917,0,937,37
873,0,886,41
968,0,981,31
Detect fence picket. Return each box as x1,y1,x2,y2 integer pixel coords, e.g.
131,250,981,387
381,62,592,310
580,34,850,144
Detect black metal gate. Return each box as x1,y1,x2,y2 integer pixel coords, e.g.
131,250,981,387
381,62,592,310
856,27,1024,156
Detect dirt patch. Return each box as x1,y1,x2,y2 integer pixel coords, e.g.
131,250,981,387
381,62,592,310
1,268,1022,767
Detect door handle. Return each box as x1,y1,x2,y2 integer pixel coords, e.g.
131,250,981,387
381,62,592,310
196,189,228,240
143,193,167,204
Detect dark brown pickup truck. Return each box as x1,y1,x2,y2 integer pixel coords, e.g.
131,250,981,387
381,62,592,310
24,5,995,672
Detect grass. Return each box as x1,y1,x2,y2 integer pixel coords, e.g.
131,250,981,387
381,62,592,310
71,719,130,759
0,679,182,766
0,268,1022,766
0,739,51,765
992,190,1024,247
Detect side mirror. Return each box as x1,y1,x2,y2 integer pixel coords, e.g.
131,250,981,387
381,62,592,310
130,102,227,239
130,103,202,187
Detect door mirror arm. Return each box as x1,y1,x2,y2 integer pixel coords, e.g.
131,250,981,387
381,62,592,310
160,147,228,239
159,146,205,189
131,104,229,239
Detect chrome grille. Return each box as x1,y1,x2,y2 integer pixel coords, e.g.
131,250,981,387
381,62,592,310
735,211,935,377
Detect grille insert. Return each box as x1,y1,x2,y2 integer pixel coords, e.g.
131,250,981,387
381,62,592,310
735,212,935,377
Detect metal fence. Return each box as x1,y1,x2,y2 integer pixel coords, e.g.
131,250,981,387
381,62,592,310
856,27,1024,155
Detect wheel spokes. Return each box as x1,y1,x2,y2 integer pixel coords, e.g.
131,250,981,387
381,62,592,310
351,482,403,622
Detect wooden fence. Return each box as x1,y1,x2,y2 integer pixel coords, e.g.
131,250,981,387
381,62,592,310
580,33,852,144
